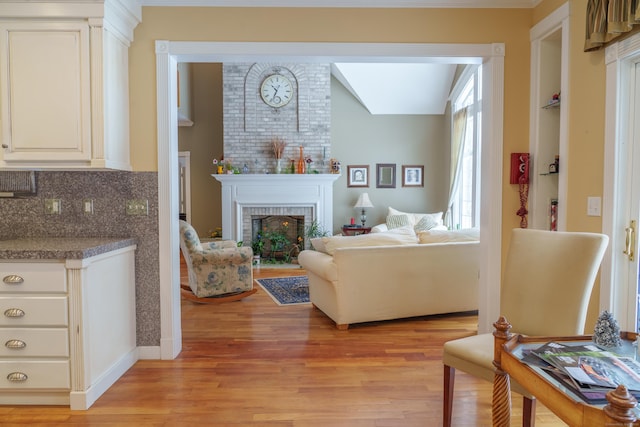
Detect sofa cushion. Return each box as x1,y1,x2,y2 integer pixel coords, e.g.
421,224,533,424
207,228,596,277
386,214,411,229
418,228,480,244
413,214,440,232
310,237,328,253
388,207,443,228
322,227,417,255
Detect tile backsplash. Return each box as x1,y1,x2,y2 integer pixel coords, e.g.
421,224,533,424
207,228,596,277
0,171,160,347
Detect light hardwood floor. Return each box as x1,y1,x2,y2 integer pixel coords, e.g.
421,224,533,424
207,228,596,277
0,265,566,426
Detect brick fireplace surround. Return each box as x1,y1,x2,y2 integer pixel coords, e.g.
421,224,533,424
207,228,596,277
213,174,340,246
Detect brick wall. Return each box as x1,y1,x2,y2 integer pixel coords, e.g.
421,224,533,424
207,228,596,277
223,63,332,174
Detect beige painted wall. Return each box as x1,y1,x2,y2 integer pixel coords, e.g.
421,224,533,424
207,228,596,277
129,6,532,235
177,63,223,236
331,77,449,230
129,2,611,328
180,68,448,236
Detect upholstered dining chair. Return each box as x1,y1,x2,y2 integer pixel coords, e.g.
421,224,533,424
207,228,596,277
179,220,256,303
442,228,608,427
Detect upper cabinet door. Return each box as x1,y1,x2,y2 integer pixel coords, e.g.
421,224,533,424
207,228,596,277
0,21,91,166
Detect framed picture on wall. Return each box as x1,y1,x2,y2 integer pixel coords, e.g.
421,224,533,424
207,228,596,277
347,165,369,187
376,163,396,188
402,165,424,187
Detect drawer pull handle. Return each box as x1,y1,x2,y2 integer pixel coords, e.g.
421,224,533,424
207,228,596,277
4,308,25,318
5,339,26,349
2,275,24,284
7,372,27,382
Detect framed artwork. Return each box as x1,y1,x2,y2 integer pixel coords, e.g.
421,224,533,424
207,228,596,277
402,165,424,187
376,163,396,188
347,165,369,187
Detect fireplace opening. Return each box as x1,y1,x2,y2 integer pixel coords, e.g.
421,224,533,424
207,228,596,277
251,215,304,262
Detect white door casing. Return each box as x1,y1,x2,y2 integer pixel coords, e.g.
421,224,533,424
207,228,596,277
155,41,505,358
603,33,640,331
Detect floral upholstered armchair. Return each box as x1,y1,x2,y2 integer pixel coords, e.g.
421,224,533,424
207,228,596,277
179,220,255,301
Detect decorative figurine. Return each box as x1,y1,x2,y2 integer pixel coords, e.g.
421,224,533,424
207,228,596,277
594,310,622,348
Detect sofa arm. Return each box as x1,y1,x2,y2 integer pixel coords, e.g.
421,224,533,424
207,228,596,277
202,240,239,250
298,250,337,283
192,246,253,266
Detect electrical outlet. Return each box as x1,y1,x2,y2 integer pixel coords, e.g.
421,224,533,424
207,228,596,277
44,199,61,215
83,199,94,214
126,199,148,216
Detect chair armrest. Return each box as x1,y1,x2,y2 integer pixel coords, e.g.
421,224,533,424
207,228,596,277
192,246,253,266
202,240,239,250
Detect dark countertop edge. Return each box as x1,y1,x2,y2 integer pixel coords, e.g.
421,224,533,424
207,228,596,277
0,237,137,260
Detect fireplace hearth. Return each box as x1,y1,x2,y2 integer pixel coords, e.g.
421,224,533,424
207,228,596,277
213,174,340,245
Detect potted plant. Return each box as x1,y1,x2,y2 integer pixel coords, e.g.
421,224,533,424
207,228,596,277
304,219,329,250
251,233,265,265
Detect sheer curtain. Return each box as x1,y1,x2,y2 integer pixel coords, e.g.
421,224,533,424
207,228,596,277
445,107,468,229
585,0,640,51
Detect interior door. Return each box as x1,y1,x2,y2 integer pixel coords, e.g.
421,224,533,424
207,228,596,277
612,61,640,332
178,151,191,223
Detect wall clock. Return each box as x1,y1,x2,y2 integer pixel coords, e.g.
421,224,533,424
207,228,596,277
260,74,293,108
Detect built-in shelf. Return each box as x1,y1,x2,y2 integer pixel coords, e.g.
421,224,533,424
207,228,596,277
542,101,560,109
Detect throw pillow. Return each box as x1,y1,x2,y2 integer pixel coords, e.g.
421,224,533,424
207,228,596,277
386,214,411,229
310,237,328,253
322,230,418,255
413,215,439,232
388,207,444,227
370,223,388,233
418,228,480,244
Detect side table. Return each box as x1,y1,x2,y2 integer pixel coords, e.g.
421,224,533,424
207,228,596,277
342,226,371,236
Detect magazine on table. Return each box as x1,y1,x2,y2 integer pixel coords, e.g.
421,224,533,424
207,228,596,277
524,341,640,404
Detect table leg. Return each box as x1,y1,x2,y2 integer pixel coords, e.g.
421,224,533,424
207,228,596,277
492,316,513,427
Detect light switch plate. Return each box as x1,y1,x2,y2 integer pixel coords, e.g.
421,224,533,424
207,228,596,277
126,199,148,215
587,196,601,217
44,199,61,215
83,199,94,214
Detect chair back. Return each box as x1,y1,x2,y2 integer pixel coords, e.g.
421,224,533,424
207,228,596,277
501,228,608,337
179,220,203,285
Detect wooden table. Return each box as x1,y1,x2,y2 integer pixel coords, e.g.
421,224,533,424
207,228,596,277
341,226,371,236
491,316,640,426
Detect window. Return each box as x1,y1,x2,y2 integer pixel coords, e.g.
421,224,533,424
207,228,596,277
448,66,481,230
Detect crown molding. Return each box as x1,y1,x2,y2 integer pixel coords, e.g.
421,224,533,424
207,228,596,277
140,0,537,8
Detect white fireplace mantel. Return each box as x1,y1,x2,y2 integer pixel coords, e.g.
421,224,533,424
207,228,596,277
213,174,340,243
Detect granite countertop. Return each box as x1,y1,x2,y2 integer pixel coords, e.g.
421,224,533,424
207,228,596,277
0,237,136,260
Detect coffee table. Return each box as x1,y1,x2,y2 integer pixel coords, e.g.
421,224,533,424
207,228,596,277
491,316,640,426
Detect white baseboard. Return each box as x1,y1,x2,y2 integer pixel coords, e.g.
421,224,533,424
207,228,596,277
69,348,139,410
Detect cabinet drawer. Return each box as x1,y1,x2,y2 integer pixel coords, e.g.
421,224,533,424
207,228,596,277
0,263,66,293
0,328,68,357
0,360,69,389
0,297,68,326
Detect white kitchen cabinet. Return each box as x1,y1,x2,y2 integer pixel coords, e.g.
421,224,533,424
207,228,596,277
0,2,140,170
0,244,137,409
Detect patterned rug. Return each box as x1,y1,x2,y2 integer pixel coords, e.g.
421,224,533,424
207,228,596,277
256,276,310,305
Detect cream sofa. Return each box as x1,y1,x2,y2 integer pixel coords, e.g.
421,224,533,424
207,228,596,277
298,227,480,329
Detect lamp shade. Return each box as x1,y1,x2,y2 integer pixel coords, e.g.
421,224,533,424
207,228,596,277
354,193,374,209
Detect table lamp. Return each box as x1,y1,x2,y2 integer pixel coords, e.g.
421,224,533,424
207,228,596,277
354,193,374,227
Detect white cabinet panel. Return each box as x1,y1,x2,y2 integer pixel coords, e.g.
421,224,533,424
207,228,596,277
0,22,91,163
0,328,69,357
0,360,70,389
0,297,68,326
0,263,67,293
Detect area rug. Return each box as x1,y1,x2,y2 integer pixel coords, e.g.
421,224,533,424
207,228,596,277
256,276,310,305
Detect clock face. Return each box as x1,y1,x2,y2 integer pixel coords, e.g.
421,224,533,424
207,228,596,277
260,74,293,108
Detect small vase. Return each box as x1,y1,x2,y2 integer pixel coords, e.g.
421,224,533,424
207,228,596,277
275,159,282,174
297,146,306,174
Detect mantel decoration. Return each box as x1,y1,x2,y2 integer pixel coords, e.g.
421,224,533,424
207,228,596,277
297,145,306,174
593,310,623,348
271,137,287,174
